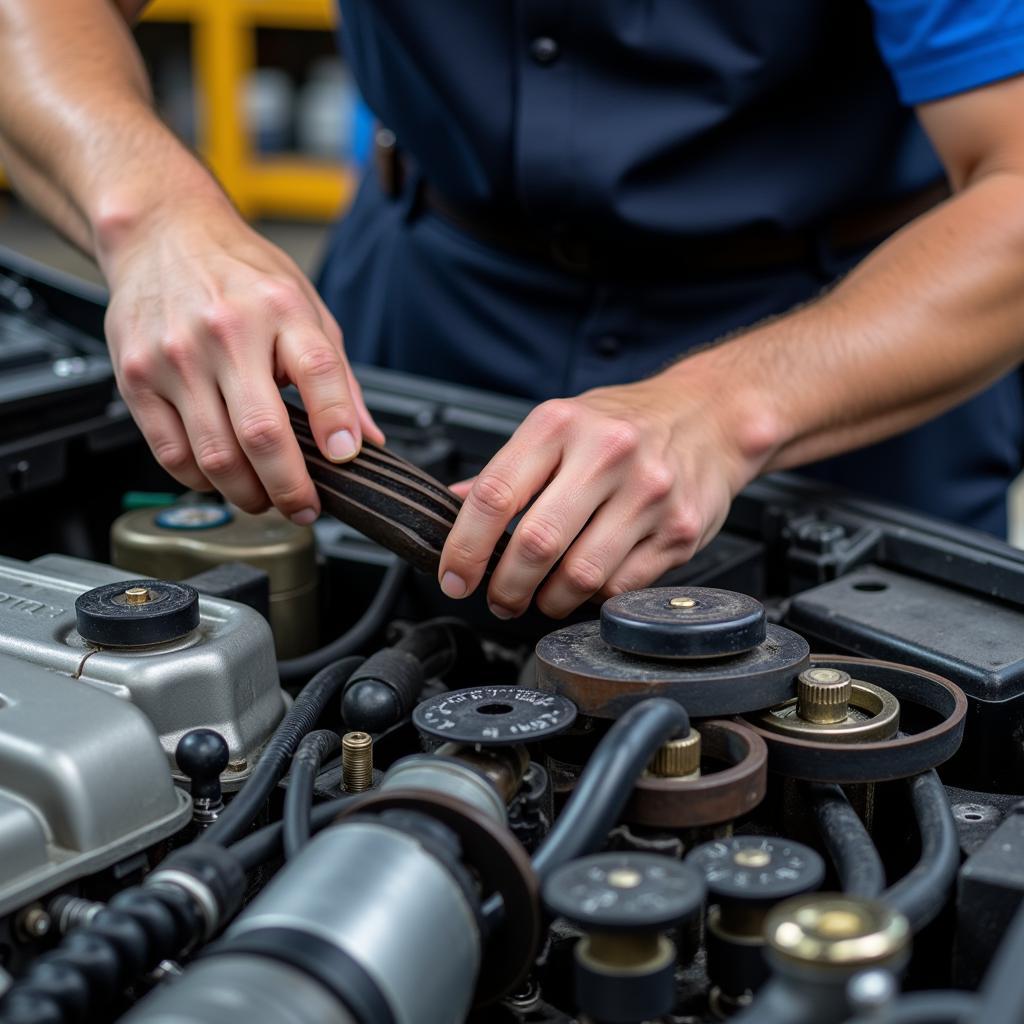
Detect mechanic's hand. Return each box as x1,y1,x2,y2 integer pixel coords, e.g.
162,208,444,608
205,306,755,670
103,200,383,524
437,366,775,618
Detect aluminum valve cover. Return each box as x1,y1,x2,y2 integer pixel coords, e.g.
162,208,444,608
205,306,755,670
0,554,285,772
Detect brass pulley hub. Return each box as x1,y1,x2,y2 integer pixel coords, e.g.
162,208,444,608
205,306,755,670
743,656,968,783
752,667,900,744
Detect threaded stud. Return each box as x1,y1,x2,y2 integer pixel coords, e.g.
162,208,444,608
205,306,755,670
342,731,374,792
649,728,701,779
797,668,852,724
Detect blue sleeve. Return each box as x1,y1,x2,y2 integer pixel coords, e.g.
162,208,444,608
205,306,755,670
867,0,1024,105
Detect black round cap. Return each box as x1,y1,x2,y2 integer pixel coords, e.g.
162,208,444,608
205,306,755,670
75,579,199,647
413,685,577,746
175,728,230,800
543,853,705,932
600,587,767,660
685,836,825,904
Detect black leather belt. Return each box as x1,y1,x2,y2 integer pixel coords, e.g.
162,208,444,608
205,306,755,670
419,179,950,278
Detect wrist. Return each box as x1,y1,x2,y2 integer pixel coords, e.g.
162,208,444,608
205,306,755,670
661,335,792,488
90,159,233,284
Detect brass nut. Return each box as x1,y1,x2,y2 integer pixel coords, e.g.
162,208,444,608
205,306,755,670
797,668,852,724
765,895,910,971
649,728,701,779
123,586,152,606
342,731,374,793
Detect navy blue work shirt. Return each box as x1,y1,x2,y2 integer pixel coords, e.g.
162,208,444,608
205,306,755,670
318,1,1024,536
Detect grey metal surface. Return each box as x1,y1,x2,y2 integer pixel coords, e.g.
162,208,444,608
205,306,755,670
0,652,191,914
0,554,285,770
119,957,356,1024
380,754,508,824
228,820,481,1024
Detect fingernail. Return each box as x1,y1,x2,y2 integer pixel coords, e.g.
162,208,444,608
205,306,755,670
489,603,515,620
290,507,318,526
440,571,467,599
327,429,358,462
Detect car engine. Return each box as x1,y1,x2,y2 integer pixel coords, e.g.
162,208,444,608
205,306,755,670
0,246,1021,1023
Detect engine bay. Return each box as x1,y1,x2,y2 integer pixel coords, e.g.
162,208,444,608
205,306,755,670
0,247,1022,1023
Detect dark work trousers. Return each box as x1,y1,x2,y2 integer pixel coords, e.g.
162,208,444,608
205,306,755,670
318,173,1024,537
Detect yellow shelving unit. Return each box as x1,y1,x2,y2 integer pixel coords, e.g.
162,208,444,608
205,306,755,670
144,0,356,220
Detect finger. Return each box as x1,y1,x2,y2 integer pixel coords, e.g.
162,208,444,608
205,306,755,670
345,361,386,445
173,380,270,513
534,499,657,619
279,323,363,463
485,453,619,618
128,389,213,492
438,433,564,600
449,478,475,499
598,538,685,601
217,357,322,524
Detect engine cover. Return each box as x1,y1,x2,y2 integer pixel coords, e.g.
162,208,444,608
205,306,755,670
0,553,286,912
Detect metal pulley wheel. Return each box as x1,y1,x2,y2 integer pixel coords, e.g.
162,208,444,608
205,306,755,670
625,720,769,829
742,656,967,783
536,586,809,719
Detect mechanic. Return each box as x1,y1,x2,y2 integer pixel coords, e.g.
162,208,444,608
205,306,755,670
1,2,1023,622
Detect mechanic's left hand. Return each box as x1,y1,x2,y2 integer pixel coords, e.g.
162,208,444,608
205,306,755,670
437,364,778,619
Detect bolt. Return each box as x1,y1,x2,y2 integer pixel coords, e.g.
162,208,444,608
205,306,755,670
797,668,853,724
734,848,772,869
669,596,697,609
16,906,51,941
648,728,701,779
123,586,151,606
227,759,248,773
342,731,374,793
607,868,643,889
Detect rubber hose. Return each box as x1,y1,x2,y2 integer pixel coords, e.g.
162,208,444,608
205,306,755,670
883,770,958,932
200,656,363,848
532,698,689,880
976,898,1024,1024
282,730,342,861
806,782,885,898
230,795,356,871
845,991,978,1023
278,560,407,684
392,617,479,679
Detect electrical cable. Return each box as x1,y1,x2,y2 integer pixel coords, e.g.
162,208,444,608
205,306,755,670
282,730,342,861
845,991,978,1023
277,559,407,684
883,770,958,933
200,656,363,848
230,795,357,872
806,782,885,898
532,698,689,879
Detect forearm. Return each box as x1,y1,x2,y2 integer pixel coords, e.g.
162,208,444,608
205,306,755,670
0,0,228,271
677,169,1024,474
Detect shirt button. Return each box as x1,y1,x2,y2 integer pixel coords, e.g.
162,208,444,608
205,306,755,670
596,335,621,358
529,36,560,65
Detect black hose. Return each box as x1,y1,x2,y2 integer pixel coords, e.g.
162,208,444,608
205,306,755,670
532,698,689,880
200,656,363,848
806,782,885,898
845,991,978,1023
278,559,407,684
883,770,958,932
976,898,1024,1024
230,795,356,871
282,729,342,861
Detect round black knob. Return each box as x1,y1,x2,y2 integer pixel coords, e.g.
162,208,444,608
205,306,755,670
685,836,825,906
413,686,577,746
75,579,199,647
543,852,705,933
600,587,767,660
176,729,230,802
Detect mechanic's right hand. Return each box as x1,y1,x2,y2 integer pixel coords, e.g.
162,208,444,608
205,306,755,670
102,199,383,524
